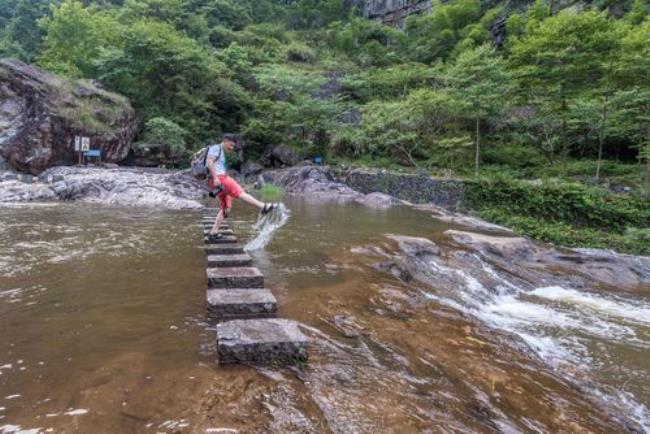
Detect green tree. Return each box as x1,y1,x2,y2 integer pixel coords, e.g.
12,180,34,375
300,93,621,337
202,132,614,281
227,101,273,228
0,0,49,62
445,44,513,176
94,19,249,141
509,10,620,160
38,0,122,78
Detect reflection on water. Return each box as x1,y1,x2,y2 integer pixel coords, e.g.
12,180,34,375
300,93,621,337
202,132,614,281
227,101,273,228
0,198,648,433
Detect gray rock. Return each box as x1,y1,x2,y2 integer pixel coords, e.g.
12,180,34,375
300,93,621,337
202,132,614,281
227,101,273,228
263,166,361,203
204,245,245,255
241,161,264,179
207,288,277,319
203,227,234,236
360,0,432,27
0,59,136,174
261,144,301,168
207,254,253,268
203,234,237,244
206,267,264,289
217,318,309,364
444,230,650,291
355,192,400,209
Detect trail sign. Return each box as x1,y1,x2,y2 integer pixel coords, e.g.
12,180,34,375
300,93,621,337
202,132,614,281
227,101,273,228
74,136,81,151
81,137,90,151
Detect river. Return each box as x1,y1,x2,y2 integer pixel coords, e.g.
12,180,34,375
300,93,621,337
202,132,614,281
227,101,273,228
0,198,648,433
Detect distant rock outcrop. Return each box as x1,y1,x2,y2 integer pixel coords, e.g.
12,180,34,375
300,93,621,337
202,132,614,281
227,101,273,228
360,0,432,27
0,59,136,174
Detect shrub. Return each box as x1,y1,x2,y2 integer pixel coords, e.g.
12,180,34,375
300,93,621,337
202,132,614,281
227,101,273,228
143,117,187,150
285,41,315,63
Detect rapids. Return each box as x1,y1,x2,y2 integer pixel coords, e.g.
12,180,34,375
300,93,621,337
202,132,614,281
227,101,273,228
0,197,648,433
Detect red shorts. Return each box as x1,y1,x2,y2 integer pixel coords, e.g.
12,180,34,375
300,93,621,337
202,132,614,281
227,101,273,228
208,175,243,210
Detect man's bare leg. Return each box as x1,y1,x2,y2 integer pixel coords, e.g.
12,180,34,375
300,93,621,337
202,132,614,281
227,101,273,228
238,192,265,209
210,207,230,234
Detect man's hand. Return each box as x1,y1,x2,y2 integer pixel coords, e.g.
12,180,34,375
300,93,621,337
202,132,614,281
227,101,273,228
208,184,224,198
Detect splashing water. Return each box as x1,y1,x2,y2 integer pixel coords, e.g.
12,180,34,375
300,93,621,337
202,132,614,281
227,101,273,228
245,203,290,251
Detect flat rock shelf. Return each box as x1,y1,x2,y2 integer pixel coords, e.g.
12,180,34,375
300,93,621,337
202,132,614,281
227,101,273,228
201,211,308,365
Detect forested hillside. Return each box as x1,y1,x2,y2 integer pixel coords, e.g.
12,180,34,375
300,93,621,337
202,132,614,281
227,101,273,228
1,0,649,252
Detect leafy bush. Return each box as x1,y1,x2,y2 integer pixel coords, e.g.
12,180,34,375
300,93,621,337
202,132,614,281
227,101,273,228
143,117,187,150
285,41,315,63
257,184,285,201
465,179,650,232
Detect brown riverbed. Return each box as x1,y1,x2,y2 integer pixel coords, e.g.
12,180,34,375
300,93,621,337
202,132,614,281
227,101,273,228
0,199,648,433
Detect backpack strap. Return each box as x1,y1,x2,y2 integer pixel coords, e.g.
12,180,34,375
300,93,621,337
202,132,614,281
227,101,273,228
203,143,223,166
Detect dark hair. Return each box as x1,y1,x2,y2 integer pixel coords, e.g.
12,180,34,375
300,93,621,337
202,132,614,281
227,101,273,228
222,133,242,150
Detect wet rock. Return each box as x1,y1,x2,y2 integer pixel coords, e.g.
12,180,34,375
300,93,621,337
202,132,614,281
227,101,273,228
207,254,252,268
386,234,440,258
445,230,650,291
0,166,205,208
355,192,400,209
0,180,56,202
445,230,535,259
263,165,361,203
203,234,237,244
204,245,245,255
206,267,264,289
0,59,136,174
217,318,308,364
373,261,414,282
413,203,512,233
207,288,277,319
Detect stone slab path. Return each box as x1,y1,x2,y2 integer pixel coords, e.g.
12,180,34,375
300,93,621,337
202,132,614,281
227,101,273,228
201,210,308,365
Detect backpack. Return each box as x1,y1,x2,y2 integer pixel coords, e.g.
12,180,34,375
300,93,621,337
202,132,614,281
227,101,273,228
190,143,222,179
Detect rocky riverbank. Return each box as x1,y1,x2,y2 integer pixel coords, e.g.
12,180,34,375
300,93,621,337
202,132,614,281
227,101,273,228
0,166,204,209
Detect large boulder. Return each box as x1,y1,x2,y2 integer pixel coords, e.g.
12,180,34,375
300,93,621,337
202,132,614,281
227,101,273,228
121,143,184,168
261,144,300,168
0,59,136,174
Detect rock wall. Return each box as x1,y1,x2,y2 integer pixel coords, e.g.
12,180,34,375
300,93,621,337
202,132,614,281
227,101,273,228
361,0,432,27
263,165,466,210
339,168,465,209
0,59,137,175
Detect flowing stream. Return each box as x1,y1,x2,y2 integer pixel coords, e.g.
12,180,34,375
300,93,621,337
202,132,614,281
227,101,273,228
0,198,648,433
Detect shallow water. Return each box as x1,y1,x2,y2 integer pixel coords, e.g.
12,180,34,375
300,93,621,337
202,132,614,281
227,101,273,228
0,198,649,433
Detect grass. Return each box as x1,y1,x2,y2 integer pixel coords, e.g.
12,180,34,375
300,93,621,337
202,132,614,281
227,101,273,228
257,184,285,201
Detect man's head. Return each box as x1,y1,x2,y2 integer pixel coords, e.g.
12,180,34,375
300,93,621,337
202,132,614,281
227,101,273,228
221,133,238,152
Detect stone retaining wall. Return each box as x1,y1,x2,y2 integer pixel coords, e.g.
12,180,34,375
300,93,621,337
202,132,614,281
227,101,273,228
337,169,466,210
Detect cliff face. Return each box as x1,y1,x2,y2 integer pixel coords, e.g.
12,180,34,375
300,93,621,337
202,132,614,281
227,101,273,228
0,59,136,174
361,0,432,27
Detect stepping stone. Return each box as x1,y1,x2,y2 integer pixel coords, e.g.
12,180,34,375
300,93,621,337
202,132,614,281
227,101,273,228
208,254,252,268
217,318,309,364
207,288,277,319
203,228,234,236
205,245,245,255
202,219,230,228
207,267,263,289
204,235,237,244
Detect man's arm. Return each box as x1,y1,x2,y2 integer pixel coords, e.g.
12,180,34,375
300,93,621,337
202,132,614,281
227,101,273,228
206,155,221,186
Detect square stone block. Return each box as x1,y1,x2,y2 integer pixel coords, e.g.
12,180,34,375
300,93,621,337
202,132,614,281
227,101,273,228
203,228,235,236
204,235,237,245
207,288,277,319
217,319,309,364
204,245,245,255
207,267,263,288
207,254,252,268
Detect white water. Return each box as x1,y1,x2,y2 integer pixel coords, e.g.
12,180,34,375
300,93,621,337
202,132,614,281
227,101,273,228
244,204,290,251
417,255,650,431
